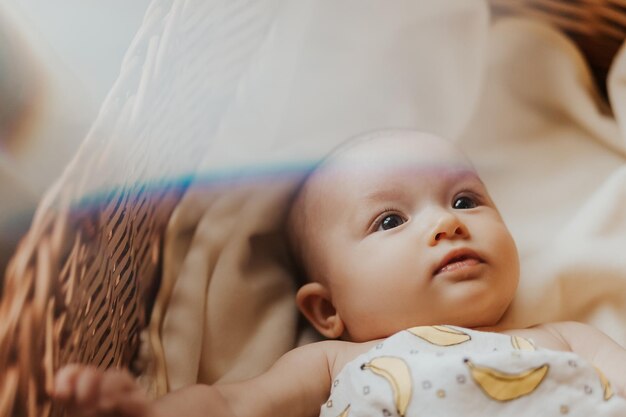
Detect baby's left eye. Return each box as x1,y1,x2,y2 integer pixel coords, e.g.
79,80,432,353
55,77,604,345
453,196,478,209
377,214,405,231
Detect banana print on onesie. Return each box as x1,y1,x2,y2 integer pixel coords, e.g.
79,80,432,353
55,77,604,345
319,326,626,417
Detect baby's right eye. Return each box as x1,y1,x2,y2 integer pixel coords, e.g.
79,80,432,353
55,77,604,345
377,214,405,231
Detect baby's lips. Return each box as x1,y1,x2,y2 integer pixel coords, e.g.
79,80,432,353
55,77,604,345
433,248,483,276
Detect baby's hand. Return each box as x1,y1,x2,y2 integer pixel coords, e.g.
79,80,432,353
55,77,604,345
53,364,154,417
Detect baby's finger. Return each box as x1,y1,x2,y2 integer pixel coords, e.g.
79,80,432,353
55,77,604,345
73,367,102,409
53,364,84,401
97,369,136,412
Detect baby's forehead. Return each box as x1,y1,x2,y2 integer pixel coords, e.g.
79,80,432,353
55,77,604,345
309,162,481,208
300,143,479,220
295,131,481,211
316,133,476,181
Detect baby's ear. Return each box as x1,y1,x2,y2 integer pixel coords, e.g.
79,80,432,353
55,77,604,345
296,282,344,339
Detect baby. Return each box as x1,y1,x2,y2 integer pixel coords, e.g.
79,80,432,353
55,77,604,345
53,130,626,416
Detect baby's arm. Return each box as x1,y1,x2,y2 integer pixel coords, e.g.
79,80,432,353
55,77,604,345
216,340,339,417
507,322,626,397
54,364,155,417
54,340,340,417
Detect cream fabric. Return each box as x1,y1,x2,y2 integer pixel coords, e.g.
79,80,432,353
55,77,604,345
459,19,626,340
157,0,489,391
146,0,626,394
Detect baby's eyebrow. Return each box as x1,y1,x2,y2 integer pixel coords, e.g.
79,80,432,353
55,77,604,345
363,187,406,203
437,167,482,182
418,168,484,190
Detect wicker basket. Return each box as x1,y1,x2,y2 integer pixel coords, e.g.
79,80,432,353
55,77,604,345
1,1,625,416
0,183,184,416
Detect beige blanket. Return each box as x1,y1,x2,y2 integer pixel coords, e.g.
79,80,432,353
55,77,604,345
136,0,626,394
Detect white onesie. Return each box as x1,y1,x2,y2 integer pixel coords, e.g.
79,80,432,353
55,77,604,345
319,326,626,417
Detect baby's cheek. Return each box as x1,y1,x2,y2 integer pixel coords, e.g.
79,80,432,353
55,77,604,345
341,292,417,341
489,223,519,265
336,291,386,335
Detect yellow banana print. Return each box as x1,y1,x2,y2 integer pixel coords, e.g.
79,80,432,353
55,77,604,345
594,366,613,401
361,357,412,416
407,325,471,346
336,404,350,417
465,359,549,401
511,335,535,351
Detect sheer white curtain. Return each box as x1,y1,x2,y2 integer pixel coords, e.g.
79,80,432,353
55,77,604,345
148,0,489,392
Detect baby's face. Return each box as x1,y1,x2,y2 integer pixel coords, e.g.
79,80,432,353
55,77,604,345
299,132,519,342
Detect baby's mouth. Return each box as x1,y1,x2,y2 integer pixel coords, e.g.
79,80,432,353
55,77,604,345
434,249,483,276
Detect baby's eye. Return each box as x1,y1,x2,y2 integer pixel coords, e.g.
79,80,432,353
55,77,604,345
377,214,405,231
452,196,478,209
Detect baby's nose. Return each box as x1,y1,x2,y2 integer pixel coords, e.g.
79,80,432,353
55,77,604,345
429,213,469,245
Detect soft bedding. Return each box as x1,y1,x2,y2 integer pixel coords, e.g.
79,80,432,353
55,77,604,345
108,0,626,402
152,0,489,393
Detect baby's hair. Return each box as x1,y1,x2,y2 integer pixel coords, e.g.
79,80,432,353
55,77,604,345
284,167,318,288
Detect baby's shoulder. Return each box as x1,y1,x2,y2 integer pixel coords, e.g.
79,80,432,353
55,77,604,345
316,322,597,380
306,339,383,380
497,321,595,352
